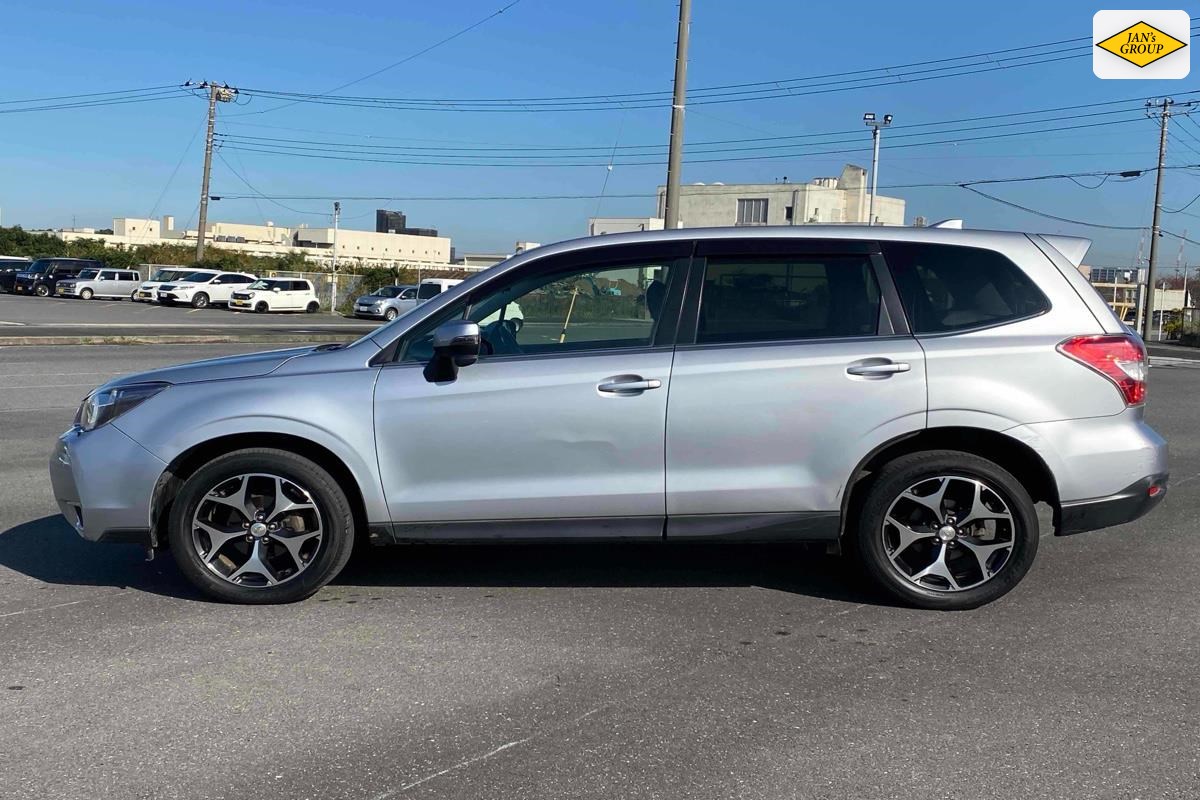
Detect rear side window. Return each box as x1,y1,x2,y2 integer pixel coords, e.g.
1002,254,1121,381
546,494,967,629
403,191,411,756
882,242,1050,333
696,255,880,344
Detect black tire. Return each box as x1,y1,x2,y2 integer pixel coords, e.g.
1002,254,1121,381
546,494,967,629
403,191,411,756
191,292,209,309
168,448,356,604
855,450,1039,611
80,288,94,300
34,283,50,297
384,307,399,322
130,291,138,301
255,301,269,313
306,301,319,313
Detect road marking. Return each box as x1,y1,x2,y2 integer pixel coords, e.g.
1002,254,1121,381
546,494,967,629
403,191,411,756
372,737,532,798
0,321,26,326
0,591,129,620
1150,356,1200,369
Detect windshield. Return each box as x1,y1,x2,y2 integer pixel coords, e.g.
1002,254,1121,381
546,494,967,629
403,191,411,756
372,286,403,298
26,259,55,275
248,279,284,290
75,269,99,280
150,269,188,282
180,272,215,283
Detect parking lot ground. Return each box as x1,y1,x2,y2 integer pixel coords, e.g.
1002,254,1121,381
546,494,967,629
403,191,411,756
1,344,1198,799
0,293,376,342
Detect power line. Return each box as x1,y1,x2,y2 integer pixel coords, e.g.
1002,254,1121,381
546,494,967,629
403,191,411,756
233,24,1200,114
214,115,1153,168
231,1,523,117
0,87,191,115
0,84,185,106
960,186,1146,230
213,151,329,217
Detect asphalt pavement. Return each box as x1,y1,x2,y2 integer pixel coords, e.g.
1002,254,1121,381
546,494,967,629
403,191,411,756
0,344,1198,799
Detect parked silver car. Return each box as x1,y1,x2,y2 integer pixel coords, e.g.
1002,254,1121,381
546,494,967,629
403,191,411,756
49,227,1168,608
55,268,142,300
353,284,418,321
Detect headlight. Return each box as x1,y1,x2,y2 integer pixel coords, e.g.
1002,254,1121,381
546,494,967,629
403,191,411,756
76,382,169,431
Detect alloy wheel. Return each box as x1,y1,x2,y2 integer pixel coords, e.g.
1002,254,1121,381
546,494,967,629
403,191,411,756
190,472,324,588
881,475,1016,593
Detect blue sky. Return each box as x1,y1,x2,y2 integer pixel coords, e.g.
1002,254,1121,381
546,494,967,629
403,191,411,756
1,0,1198,266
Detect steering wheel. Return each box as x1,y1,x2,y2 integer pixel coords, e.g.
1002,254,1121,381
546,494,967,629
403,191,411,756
480,319,522,356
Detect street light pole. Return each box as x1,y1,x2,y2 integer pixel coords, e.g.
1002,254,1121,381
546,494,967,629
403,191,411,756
863,113,892,226
329,201,340,315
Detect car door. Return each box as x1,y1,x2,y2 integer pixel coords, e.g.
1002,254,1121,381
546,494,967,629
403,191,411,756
664,238,927,538
96,270,118,297
117,271,140,296
372,241,691,537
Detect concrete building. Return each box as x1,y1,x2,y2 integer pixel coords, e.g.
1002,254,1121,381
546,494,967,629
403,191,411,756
587,217,665,236
653,165,905,228
54,215,454,270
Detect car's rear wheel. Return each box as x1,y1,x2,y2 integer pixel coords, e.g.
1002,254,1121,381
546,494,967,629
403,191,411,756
255,301,269,313
384,307,399,322
191,292,209,309
80,288,94,300
34,284,50,297
130,291,138,301
855,450,1039,611
168,448,356,604
306,301,319,313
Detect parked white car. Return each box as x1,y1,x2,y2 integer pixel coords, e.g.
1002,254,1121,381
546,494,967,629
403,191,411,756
157,271,256,308
55,268,143,300
133,267,211,303
229,278,321,313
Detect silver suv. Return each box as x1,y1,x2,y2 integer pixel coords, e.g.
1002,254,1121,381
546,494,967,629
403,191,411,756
49,228,1168,608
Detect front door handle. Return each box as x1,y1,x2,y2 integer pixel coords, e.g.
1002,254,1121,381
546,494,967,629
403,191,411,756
598,374,663,395
846,359,911,378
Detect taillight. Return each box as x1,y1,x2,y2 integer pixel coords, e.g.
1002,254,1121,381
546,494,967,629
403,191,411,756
1057,334,1147,406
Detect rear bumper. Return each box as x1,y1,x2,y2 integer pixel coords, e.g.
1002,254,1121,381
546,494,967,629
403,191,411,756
1058,474,1169,535
49,424,166,543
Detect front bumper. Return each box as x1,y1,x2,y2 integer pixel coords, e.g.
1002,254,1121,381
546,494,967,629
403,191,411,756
354,306,385,319
158,293,181,303
49,424,167,544
1058,474,1169,535
55,285,80,297
134,289,157,301
229,297,253,308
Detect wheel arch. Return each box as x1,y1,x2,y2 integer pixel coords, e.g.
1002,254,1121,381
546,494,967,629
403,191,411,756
839,426,1060,539
150,432,376,549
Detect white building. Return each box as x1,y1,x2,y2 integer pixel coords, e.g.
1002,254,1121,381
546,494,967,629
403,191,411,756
653,165,905,228
587,217,665,236
54,215,455,270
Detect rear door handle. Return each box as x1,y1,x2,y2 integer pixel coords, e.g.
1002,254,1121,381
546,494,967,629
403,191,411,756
598,375,663,395
846,359,911,378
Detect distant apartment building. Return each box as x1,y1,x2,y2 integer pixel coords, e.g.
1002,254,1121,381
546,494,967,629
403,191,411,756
53,214,455,270
653,165,905,228
375,208,439,238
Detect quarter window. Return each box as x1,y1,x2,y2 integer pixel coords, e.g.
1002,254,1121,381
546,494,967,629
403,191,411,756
881,242,1050,333
736,198,769,226
696,255,880,344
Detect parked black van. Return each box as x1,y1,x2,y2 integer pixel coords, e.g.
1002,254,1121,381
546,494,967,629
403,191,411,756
13,258,104,297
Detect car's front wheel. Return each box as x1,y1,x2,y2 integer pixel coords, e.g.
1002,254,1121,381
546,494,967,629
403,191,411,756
34,284,50,297
384,307,399,322
255,301,269,313
855,450,1039,611
80,288,94,300
191,292,209,309
168,448,356,603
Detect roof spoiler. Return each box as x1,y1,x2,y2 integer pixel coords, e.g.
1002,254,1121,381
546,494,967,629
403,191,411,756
1039,234,1091,267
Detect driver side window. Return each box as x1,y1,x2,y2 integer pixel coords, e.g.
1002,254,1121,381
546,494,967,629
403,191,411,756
401,260,674,362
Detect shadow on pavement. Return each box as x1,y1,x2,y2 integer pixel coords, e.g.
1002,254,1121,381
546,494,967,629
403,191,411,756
0,515,885,606
0,515,201,600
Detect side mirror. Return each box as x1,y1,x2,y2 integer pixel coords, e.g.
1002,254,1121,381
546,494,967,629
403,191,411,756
424,320,481,383
272,286,282,293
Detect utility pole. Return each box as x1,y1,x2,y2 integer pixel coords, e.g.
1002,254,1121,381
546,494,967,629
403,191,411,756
1143,98,1174,339
195,82,237,262
663,0,691,230
329,201,340,315
863,113,893,225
